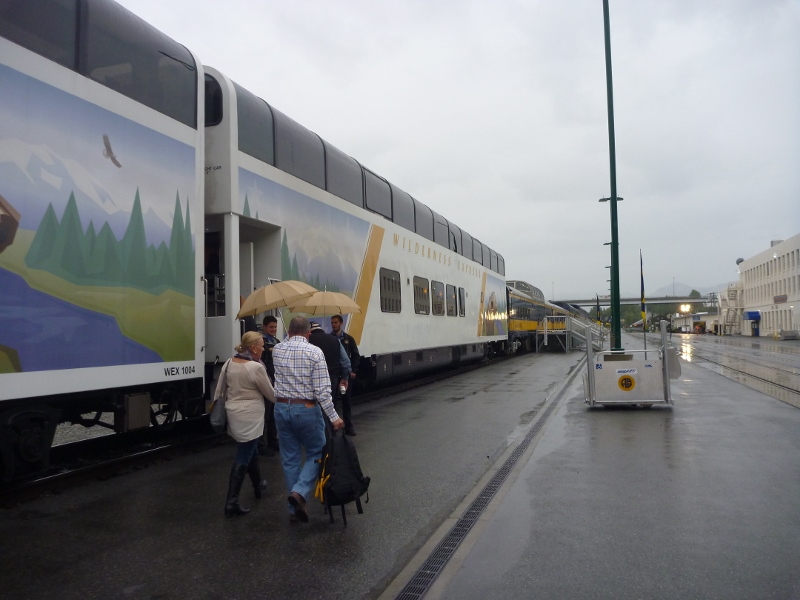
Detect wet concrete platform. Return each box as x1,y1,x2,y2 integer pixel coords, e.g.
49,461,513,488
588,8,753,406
385,334,800,600
2,334,799,600
0,351,580,600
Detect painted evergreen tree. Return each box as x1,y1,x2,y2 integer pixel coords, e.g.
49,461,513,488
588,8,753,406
167,192,183,280
280,231,291,280
179,198,194,294
87,222,124,282
50,192,87,277
120,189,148,286
85,221,97,257
25,203,59,268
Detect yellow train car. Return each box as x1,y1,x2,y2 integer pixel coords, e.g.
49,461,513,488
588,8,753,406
506,281,580,352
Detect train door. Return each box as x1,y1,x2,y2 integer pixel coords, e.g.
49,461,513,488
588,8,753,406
240,218,285,336
204,216,286,365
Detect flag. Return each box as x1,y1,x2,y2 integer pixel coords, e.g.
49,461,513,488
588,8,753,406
596,294,601,323
639,249,646,326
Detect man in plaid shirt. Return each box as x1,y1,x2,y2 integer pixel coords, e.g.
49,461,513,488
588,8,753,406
273,316,344,523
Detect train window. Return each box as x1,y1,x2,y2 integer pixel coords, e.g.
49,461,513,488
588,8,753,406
481,242,490,267
446,284,457,316
364,169,391,219
490,249,497,272
325,141,363,207
497,254,505,276
432,211,449,250
413,276,430,315
273,108,325,189
204,74,222,127
472,238,483,266
0,0,77,69
414,199,433,241
461,230,473,261
391,184,415,232
458,287,466,317
84,0,197,128
379,268,401,313
449,223,462,254
234,83,274,164
431,281,445,316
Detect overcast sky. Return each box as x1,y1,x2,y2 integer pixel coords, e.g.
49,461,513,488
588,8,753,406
117,0,799,299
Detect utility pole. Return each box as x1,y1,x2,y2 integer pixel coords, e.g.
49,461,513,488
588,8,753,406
602,0,623,351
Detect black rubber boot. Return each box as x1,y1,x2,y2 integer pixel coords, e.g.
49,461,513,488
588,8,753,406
247,454,267,499
224,464,250,517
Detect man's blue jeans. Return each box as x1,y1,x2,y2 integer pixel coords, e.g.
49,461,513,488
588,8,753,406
274,403,326,507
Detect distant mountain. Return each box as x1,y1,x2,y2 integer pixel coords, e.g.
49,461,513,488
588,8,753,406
0,138,173,247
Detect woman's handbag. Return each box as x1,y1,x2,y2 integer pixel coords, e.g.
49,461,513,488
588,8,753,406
209,360,231,433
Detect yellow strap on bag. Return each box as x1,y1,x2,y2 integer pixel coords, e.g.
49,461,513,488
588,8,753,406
314,453,331,503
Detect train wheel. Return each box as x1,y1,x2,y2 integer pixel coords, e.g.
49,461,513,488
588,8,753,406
150,389,178,430
0,407,59,480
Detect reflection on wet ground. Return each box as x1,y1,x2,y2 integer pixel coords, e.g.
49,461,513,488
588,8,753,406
669,333,800,408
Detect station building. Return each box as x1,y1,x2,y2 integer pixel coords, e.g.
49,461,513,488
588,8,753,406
719,233,800,337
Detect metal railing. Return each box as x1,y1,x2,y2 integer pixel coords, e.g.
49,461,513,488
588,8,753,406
540,316,604,351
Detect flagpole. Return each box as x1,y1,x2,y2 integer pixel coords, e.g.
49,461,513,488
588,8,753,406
640,249,647,357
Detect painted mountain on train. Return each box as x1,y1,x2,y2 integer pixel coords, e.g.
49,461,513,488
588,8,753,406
238,172,369,295
0,138,175,248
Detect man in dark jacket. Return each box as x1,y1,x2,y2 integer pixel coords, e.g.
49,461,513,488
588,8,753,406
308,322,350,421
330,314,360,436
258,315,280,455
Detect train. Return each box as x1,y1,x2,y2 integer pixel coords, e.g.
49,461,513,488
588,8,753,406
0,0,594,480
506,281,597,353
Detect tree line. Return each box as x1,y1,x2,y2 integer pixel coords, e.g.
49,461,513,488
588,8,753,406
26,190,195,296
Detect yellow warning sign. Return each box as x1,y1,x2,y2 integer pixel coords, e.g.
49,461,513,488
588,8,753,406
618,375,636,392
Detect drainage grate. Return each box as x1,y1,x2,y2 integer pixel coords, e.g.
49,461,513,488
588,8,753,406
394,394,563,600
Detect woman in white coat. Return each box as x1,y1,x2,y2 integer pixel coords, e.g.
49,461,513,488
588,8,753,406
214,331,276,516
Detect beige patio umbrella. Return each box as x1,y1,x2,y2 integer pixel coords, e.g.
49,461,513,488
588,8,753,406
236,280,317,319
287,291,362,316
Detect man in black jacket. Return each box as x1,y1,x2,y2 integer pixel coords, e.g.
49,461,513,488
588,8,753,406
258,315,280,455
330,314,360,436
308,321,350,424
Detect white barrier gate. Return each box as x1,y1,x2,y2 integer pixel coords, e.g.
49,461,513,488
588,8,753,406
584,320,680,407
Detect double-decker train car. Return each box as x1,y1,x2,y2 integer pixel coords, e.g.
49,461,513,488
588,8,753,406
0,0,507,479
202,67,508,388
0,0,206,479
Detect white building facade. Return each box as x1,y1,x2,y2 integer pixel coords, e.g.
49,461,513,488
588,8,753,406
722,234,800,337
